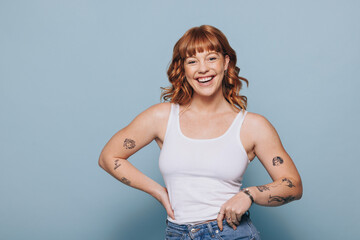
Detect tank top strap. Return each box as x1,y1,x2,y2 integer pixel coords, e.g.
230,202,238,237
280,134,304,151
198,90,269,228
162,103,177,142
170,103,180,127
225,108,247,139
235,109,248,131
171,102,178,116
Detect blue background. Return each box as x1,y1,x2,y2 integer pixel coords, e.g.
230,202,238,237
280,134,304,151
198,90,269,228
1,0,359,239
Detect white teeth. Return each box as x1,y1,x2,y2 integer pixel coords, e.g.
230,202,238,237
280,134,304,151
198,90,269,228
198,76,213,83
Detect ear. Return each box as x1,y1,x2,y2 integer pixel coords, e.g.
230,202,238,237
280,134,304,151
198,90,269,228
224,55,230,70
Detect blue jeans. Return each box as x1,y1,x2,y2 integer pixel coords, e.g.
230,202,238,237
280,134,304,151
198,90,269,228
165,212,261,240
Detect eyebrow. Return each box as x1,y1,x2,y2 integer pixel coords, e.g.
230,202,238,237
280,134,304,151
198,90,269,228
185,51,220,59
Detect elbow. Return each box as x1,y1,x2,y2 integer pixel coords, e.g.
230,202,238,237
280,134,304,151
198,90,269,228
282,176,303,201
297,184,303,200
294,179,303,201
98,155,107,170
98,155,127,171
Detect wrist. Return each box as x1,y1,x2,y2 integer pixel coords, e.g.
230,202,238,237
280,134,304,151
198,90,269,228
151,185,166,201
241,188,255,204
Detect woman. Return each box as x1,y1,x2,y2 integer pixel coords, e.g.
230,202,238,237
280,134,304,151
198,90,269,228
99,25,302,240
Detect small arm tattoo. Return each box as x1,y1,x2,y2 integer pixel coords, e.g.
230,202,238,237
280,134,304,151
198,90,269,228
268,195,295,204
282,178,295,188
256,185,270,192
120,177,131,186
114,159,121,170
123,138,136,149
272,156,284,166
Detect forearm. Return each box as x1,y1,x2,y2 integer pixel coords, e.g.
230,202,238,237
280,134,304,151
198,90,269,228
99,156,164,200
248,176,303,206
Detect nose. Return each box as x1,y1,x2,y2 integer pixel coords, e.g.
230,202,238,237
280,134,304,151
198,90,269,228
197,60,209,74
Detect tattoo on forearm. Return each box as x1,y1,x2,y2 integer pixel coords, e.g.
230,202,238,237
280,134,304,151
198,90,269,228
123,138,136,149
282,178,295,188
268,195,295,204
114,159,121,170
256,185,270,192
272,156,284,166
120,177,131,186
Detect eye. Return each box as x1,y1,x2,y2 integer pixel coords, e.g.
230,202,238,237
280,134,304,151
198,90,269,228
186,60,196,64
208,56,218,61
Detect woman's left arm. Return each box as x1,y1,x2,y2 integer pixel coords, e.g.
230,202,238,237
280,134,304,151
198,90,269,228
217,113,302,230
246,113,303,205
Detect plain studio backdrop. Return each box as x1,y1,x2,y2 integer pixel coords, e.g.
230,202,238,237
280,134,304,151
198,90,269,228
1,0,359,239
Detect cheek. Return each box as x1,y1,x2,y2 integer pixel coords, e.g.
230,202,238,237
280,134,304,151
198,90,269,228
184,67,193,77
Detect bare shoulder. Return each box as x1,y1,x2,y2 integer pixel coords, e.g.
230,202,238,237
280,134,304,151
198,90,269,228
243,112,273,129
148,102,171,118
140,102,171,124
130,102,170,120
242,111,279,142
134,102,171,139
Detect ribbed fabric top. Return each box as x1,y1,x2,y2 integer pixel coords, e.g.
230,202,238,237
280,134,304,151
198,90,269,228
159,103,250,225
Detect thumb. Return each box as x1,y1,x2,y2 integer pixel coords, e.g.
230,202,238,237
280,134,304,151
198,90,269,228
161,189,175,220
163,199,175,220
166,206,176,220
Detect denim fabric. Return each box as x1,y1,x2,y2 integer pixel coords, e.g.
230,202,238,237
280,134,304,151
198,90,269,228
165,212,261,240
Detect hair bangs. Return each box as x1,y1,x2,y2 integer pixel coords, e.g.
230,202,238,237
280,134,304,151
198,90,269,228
179,29,223,59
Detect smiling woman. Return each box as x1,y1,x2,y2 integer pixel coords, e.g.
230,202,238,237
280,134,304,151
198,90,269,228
183,51,229,98
99,25,302,240
162,25,249,112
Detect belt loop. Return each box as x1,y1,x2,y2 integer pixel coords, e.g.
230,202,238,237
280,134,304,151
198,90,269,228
166,219,168,225
207,222,214,236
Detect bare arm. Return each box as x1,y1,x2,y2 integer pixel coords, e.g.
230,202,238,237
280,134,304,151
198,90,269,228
217,113,302,230
98,103,175,219
247,113,302,205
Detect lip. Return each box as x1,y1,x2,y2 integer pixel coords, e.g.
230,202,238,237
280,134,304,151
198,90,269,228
196,75,216,83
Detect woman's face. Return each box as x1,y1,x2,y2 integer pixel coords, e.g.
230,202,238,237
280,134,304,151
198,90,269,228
184,51,229,99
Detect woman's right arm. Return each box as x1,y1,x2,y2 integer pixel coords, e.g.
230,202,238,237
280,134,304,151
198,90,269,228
98,103,175,219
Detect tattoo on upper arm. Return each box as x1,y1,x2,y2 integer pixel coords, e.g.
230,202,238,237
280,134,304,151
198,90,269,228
256,185,270,192
123,138,136,149
272,156,284,166
282,178,295,188
120,177,131,186
268,195,295,204
114,159,121,170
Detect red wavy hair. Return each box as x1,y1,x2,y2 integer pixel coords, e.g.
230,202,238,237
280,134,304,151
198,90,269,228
161,25,248,111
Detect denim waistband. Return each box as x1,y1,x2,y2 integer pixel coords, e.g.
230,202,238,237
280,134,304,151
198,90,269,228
166,211,250,231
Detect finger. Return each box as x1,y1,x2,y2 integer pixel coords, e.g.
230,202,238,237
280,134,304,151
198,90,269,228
225,209,232,225
165,205,175,220
163,200,176,220
236,213,243,223
225,209,234,228
226,214,236,230
217,211,225,231
167,208,175,220
231,211,240,226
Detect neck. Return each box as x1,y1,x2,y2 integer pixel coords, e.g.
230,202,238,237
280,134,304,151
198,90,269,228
187,91,232,114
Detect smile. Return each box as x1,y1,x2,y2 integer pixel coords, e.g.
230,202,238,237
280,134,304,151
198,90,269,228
196,76,215,83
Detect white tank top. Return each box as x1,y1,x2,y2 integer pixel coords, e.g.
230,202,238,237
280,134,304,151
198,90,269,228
159,103,250,225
